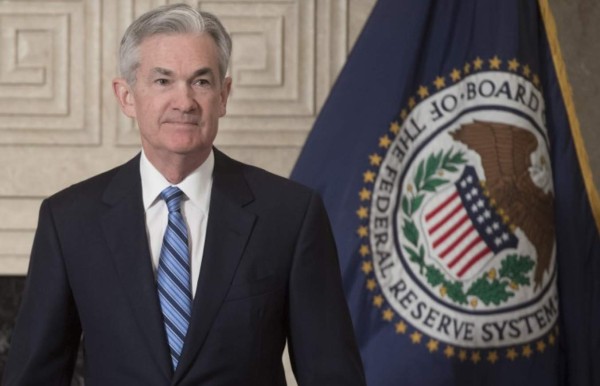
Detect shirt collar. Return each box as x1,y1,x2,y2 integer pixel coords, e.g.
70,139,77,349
140,149,214,212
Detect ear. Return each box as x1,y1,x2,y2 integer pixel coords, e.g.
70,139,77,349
112,78,137,118
218,76,232,117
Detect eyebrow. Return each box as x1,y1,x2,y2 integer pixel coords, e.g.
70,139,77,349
191,68,214,78
150,67,214,79
151,67,173,77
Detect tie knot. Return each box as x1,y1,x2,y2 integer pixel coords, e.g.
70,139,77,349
160,186,184,213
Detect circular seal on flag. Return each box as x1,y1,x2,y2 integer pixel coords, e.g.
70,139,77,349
361,57,558,361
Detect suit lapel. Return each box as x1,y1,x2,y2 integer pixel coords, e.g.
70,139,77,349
100,154,173,380
173,149,256,384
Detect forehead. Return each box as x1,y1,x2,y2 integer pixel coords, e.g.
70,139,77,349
137,33,219,72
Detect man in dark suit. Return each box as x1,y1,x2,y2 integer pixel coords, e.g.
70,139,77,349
2,4,366,386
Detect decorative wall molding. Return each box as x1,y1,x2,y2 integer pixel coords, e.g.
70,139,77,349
0,1,101,145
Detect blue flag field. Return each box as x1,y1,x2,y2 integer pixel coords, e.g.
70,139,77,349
291,0,600,385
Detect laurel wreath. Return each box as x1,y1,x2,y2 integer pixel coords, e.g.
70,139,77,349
400,148,535,306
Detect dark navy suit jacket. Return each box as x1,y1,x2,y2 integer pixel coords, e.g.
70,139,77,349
3,149,366,386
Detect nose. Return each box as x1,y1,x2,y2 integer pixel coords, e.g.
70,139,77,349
172,83,197,113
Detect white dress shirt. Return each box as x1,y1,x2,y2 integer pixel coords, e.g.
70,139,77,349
140,149,213,298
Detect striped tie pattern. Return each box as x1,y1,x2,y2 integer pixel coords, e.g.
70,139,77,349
157,186,192,370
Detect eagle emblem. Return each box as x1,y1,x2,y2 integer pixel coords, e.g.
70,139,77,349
450,120,555,290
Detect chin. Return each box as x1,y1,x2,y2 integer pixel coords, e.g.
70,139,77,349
168,143,210,157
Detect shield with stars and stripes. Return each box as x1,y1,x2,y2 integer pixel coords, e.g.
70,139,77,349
421,166,518,280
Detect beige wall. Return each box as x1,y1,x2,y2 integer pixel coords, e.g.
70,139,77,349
551,0,600,194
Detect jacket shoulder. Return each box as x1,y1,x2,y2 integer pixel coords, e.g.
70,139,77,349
216,149,315,201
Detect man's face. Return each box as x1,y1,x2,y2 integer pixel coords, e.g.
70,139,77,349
115,33,231,164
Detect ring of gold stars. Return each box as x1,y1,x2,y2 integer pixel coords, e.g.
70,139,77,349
356,56,552,363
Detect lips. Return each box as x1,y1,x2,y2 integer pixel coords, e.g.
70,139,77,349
161,114,200,125
162,118,199,127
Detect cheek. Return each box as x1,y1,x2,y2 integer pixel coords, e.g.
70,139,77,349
138,101,164,125
207,97,226,118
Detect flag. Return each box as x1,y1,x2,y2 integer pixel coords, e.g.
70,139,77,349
291,0,600,385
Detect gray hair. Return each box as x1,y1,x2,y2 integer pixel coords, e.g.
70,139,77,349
119,3,232,84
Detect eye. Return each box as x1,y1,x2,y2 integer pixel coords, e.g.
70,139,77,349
154,78,170,86
194,78,210,87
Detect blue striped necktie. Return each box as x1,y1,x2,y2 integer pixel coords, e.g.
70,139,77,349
157,186,192,370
